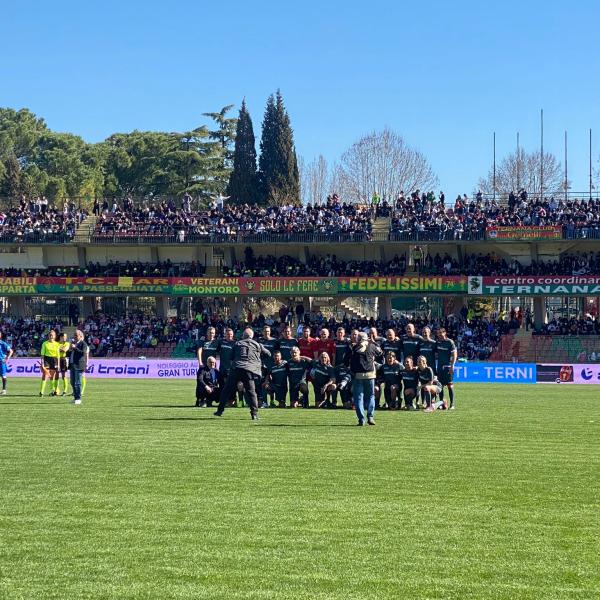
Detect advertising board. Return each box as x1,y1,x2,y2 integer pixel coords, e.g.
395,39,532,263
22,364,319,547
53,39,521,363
5,358,198,379
536,363,600,384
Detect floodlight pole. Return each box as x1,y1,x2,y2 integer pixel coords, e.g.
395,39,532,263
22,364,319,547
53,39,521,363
564,130,568,201
540,109,544,200
493,132,496,202
590,129,593,200
516,132,520,192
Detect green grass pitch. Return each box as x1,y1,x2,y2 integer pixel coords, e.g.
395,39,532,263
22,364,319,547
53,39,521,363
1,379,599,600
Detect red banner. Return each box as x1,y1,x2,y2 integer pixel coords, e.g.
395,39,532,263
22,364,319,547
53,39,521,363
486,226,562,240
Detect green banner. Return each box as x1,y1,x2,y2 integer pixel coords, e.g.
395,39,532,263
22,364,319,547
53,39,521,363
338,276,467,294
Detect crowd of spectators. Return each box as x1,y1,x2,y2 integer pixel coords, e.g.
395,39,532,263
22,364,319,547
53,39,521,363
3,189,600,243
390,190,600,240
0,317,64,357
0,307,508,361
223,249,600,278
93,194,373,242
0,197,87,242
535,316,600,336
0,261,206,278
1,249,598,280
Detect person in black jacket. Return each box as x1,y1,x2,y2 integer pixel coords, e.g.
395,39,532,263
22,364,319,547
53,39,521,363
214,328,271,421
68,329,89,406
195,356,221,408
346,331,383,426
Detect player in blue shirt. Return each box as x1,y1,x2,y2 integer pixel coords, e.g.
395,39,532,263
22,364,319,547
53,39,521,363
0,332,14,395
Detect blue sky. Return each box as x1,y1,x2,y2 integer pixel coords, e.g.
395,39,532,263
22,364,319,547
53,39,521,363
2,0,599,196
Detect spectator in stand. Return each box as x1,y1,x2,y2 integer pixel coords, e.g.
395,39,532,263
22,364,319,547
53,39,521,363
0,196,87,242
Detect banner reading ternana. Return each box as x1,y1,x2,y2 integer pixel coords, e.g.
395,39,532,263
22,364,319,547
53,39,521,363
467,275,600,295
486,225,562,240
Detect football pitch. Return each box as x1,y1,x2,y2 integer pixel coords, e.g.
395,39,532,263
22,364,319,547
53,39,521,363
1,380,598,600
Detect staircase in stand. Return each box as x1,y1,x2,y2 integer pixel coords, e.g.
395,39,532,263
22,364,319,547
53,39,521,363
73,215,96,243
339,297,378,320
372,216,390,239
512,328,536,362
62,326,78,339
204,266,223,277
490,327,535,362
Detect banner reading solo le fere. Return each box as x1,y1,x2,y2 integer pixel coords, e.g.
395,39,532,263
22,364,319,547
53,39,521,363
468,275,600,296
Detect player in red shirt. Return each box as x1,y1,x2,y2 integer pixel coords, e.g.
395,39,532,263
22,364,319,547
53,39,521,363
312,328,336,361
297,326,316,359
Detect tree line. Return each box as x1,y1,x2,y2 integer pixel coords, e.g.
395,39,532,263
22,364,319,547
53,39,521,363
2,95,583,207
0,91,301,206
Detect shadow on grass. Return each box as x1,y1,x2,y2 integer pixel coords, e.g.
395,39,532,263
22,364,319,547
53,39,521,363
143,416,246,422
0,400,67,405
143,417,359,427
259,423,358,428
126,404,197,409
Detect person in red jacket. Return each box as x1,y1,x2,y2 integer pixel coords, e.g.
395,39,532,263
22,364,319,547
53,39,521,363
313,328,336,361
297,326,316,359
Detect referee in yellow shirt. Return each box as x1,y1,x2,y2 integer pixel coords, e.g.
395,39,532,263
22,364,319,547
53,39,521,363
40,330,60,396
58,332,71,396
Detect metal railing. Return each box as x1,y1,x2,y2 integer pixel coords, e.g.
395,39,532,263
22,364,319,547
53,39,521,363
1,225,600,245
0,232,74,244
389,229,486,242
470,192,600,205
88,230,379,245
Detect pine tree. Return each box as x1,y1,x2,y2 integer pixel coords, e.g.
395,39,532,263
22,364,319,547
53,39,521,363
226,100,258,204
258,91,300,205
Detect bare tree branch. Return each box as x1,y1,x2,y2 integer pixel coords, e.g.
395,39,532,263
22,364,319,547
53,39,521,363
337,127,438,202
478,149,567,196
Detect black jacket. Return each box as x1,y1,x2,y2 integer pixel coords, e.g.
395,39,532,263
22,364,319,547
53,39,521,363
346,342,383,375
196,365,221,398
233,338,271,376
69,340,89,371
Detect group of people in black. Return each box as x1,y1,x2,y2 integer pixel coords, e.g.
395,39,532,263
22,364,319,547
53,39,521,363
194,322,458,425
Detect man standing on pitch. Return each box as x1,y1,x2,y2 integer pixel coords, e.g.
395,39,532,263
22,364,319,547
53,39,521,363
214,328,271,421
347,331,383,426
69,330,89,405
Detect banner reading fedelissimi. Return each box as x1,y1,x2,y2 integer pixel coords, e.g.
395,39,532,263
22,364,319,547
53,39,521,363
337,276,468,294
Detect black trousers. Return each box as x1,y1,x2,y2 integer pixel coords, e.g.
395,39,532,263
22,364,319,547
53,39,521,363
217,368,259,416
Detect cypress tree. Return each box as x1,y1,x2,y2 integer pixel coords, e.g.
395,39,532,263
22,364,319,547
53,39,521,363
274,91,300,204
258,91,300,205
226,100,258,204
258,94,277,204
